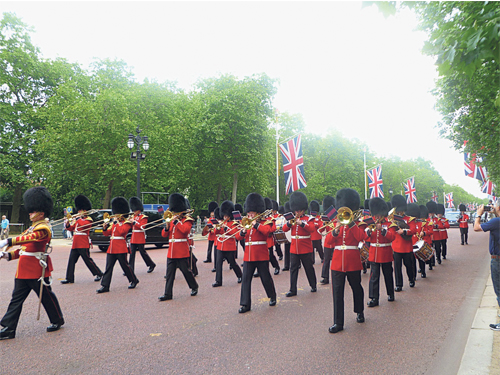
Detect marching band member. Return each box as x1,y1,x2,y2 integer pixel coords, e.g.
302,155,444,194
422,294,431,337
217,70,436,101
202,201,218,263
0,187,64,339
282,191,317,297
236,193,277,313
459,204,470,245
282,201,292,272
213,207,222,273
61,194,103,284
271,200,283,261
405,203,422,284
417,205,433,278
365,198,396,307
426,201,439,269
97,197,139,293
329,188,366,333
159,193,198,301
234,203,245,259
436,204,450,260
212,200,243,287
309,200,324,264
185,198,198,276
128,197,156,274
265,198,280,276
320,195,336,285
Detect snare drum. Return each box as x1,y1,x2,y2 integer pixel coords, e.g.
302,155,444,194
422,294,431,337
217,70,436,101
413,240,434,262
358,241,369,263
273,230,290,245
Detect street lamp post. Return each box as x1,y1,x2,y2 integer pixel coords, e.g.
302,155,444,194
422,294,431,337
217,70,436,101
127,125,149,198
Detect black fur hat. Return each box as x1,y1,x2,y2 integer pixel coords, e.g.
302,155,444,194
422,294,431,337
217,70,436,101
426,201,437,214
369,197,388,216
185,198,191,209
437,203,445,215
75,195,92,212
111,197,130,215
284,201,291,213
290,191,308,212
459,203,466,212
264,197,273,211
309,200,320,214
169,193,187,213
208,201,218,213
364,199,370,210
244,193,266,213
391,195,407,213
24,186,53,217
129,197,143,212
406,203,420,218
419,205,429,219
278,205,285,215
386,201,392,210
323,195,335,211
235,203,244,215
335,188,360,211
271,200,279,212
220,200,235,220
214,207,222,220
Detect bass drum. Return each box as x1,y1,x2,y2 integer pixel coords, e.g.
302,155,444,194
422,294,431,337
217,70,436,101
273,230,290,245
358,241,369,263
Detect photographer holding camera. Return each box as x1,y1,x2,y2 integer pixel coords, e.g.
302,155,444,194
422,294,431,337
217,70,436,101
474,199,500,331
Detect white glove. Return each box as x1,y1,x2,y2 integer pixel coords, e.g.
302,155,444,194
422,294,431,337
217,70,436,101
0,251,7,259
0,239,8,248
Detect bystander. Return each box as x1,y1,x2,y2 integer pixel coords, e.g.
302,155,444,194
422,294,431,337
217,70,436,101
1,215,9,240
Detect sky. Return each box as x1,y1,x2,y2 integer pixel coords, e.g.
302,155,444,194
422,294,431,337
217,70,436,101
1,1,489,200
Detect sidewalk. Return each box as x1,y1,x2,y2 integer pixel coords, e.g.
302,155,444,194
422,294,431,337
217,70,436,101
459,271,500,374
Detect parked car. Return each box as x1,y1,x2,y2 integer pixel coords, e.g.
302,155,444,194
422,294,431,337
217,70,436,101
445,210,461,228
89,209,169,252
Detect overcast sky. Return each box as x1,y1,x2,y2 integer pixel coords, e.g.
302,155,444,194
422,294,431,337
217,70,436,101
1,1,488,200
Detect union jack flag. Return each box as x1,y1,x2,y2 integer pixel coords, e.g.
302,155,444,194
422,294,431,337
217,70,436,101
279,135,307,195
464,152,488,182
404,177,417,203
367,165,384,198
445,192,454,208
481,180,496,195
431,191,438,203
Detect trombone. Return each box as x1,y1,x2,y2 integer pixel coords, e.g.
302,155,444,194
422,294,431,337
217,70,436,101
329,207,363,232
50,209,99,226
219,210,272,242
143,209,194,232
79,212,133,231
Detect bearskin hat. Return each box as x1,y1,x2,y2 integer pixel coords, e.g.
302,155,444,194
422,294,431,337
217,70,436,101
426,201,437,214
406,203,420,218
24,186,53,217
214,207,222,220
386,201,392,210
111,197,129,215
323,195,335,211
369,197,388,217
364,199,370,210
75,195,92,212
437,203,445,215
335,188,360,211
220,200,235,220
278,205,285,215
272,200,279,212
284,201,291,213
459,203,466,212
244,193,266,214
391,195,407,213
129,197,143,212
419,205,429,219
208,201,218,213
235,203,244,215
169,193,187,213
309,200,320,214
290,191,308,212
264,197,273,211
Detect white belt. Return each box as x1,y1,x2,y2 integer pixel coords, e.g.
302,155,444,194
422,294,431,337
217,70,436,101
169,239,188,243
292,235,311,239
74,231,87,235
372,243,391,247
132,230,145,233
438,229,447,231
334,245,358,250
111,236,125,240
246,241,267,246
19,250,45,257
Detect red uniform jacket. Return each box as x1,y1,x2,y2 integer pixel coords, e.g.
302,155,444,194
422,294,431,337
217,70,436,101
330,224,367,272
282,215,315,254
162,217,193,258
202,224,217,242
323,222,336,249
66,216,92,249
367,221,395,263
215,220,240,251
427,216,437,242
265,215,277,248
103,220,132,254
6,220,53,279
236,222,273,262
310,215,324,241
414,221,433,246
438,217,450,239
131,213,147,244
391,216,417,254
459,214,469,229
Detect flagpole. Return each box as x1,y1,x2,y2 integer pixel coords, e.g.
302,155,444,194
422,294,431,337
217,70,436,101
364,149,367,200
275,109,280,205
443,192,445,207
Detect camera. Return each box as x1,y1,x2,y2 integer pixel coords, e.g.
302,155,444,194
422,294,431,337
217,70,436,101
484,206,492,212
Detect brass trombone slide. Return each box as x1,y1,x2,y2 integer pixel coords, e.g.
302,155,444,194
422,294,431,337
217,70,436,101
143,209,195,232
50,209,99,226
219,210,272,243
79,212,133,231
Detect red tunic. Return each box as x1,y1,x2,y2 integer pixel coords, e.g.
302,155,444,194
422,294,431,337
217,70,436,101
310,215,324,241
67,216,92,249
330,224,367,272
265,215,277,248
162,217,193,258
236,222,273,261
130,213,147,244
103,221,132,254
282,215,315,254
439,217,450,239
367,221,395,263
6,220,53,279
459,214,469,229
215,220,240,251
391,216,417,254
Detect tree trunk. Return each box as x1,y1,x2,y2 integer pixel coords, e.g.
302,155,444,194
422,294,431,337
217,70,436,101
102,180,114,209
11,183,23,224
232,171,238,203
216,183,222,205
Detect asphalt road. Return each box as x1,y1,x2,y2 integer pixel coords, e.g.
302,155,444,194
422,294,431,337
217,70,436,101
0,228,491,375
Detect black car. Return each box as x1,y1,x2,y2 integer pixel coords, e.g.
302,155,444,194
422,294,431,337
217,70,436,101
89,209,169,252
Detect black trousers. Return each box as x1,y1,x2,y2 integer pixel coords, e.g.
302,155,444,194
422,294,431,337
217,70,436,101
418,258,427,276
393,252,415,288
164,257,199,298
215,250,242,284
283,243,291,269
268,247,280,270
312,239,324,263
206,240,214,262
129,243,155,273
332,270,364,326
441,239,448,258
1,278,64,331
433,240,442,262
289,253,317,293
368,262,394,300
460,227,469,244
188,249,198,276
240,261,276,307
65,247,102,282
101,253,138,289
275,243,283,258
321,247,333,280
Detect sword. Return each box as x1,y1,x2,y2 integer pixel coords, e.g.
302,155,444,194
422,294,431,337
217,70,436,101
37,243,52,321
